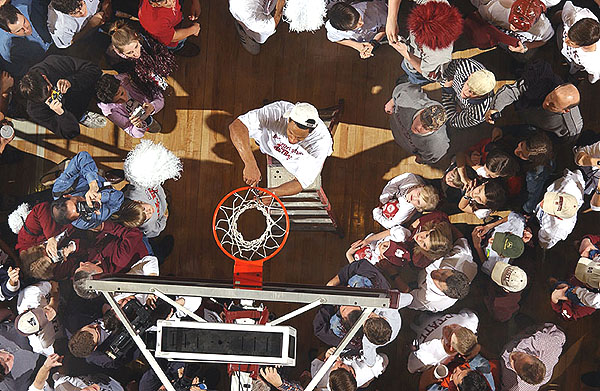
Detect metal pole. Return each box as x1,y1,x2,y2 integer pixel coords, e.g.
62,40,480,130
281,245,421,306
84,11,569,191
267,299,324,326
304,307,375,391
101,292,176,391
88,278,395,308
151,289,207,323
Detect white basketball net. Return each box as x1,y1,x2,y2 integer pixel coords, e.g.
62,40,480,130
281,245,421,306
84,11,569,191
214,188,288,261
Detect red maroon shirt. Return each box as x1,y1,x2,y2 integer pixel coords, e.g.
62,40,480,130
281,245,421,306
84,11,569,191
52,221,149,280
138,0,183,48
16,202,71,253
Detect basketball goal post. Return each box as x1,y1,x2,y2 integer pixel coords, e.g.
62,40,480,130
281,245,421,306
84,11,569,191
88,275,401,391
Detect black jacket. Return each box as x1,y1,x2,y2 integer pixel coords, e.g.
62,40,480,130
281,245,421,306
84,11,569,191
25,55,101,139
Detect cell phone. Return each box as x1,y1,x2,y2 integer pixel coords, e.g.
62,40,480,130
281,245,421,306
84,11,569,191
490,111,501,121
131,105,145,119
50,87,63,103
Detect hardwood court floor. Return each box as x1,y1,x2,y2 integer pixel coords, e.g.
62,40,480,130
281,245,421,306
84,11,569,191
3,0,600,389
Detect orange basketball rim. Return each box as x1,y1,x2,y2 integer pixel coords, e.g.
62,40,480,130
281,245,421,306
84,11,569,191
212,186,290,288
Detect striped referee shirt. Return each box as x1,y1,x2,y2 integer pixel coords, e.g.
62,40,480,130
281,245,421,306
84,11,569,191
441,58,494,129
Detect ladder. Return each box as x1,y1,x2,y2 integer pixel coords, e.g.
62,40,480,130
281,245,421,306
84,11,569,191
266,100,344,237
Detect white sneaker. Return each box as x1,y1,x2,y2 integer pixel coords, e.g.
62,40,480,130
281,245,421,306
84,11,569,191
234,22,260,55
80,111,107,128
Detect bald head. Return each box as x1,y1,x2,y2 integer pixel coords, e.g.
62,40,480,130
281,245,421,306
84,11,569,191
542,83,580,113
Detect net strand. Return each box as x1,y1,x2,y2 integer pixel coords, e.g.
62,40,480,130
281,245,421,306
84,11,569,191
215,188,288,261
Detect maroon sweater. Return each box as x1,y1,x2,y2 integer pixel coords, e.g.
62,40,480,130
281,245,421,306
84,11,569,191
53,221,149,280
16,202,72,253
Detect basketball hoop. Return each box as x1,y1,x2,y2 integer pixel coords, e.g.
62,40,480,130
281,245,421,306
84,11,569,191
213,187,290,287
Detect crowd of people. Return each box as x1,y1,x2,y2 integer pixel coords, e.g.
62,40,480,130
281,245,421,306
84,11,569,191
0,0,599,390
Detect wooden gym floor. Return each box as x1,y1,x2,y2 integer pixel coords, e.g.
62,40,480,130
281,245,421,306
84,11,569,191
3,0,600,389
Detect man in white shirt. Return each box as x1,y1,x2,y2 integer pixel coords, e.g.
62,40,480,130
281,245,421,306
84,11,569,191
229,101,333,198
15,281,62,356
229,0,285,55
408,238,477,312
47,0,109,49
408,309,479,373
559,1,600,84
574,134,600,210
535,169,584,249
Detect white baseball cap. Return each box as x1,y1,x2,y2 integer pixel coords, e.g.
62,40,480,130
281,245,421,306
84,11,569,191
284,102,319,129
575,257,600,289
542,192,578,219
15,308,48,336
491,262,527,292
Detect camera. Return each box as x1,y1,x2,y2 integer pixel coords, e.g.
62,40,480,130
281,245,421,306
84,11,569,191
51,241,76,264
50,87,63,103
76,201,100,221
102,299,155,361
131,105,145,119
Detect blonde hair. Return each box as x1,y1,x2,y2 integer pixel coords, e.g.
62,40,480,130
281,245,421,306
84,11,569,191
466,69,496,96
19,244,46,271
109,20,139,52
111,199,147,228
414,220,453,260
29,257,55,280
416,185,440,212
451,327,478,356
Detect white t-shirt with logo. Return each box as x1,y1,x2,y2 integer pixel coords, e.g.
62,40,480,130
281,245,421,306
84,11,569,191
408,309,479,373
561,1,600,83
17,282,63,356
238,101,333,188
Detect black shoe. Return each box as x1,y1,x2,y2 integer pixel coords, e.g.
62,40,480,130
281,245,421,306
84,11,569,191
104,169,125,184
153,235,174,265
174,41,200,57
582,371,600,387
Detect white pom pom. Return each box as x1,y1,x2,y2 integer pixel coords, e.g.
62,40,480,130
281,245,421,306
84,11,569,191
283,0,327,32
124,140,183,189
8,203,30,234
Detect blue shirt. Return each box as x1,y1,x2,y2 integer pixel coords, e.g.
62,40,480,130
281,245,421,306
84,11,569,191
52,151,124,230
0,0,51,77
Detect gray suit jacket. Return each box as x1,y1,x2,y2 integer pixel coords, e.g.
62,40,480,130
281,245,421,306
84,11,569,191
390,83,449,164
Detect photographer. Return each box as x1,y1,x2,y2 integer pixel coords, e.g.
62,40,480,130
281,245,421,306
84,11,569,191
68,297,139,369
50,151,123,232
19,55,105,139
96,73,164,138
